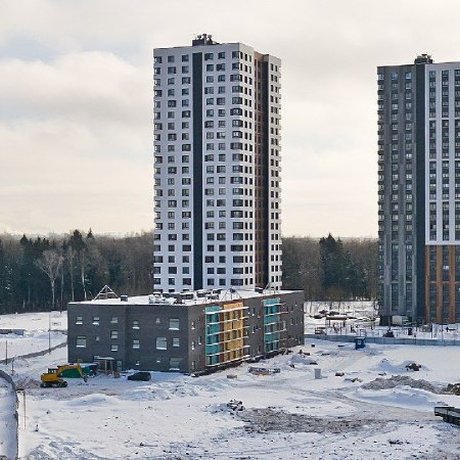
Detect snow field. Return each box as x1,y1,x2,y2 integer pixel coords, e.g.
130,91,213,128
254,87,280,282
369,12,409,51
0,312,458,459
0,311,67,360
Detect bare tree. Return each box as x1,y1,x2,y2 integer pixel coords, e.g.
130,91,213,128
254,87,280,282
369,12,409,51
65,246,76,301
79,247,88,301
35,249,63,310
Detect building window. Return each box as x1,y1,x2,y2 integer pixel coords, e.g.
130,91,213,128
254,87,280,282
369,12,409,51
169,318,180,330
75,316,83,325
132,320,140,330
76,336,86,348
169,358,182,370
111,330,118,340
111,344,118,352
92,316,100,326
156,337,167,350
172,337,180,347
111,317,118,324
133,339,140,349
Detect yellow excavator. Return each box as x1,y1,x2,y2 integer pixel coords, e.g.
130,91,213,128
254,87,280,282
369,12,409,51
40,364,88,388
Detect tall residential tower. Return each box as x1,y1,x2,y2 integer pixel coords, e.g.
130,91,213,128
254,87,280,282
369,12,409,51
378,54,460,325
153,35,282,293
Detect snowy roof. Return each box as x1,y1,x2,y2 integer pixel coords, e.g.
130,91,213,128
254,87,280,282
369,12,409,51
69,288,300,308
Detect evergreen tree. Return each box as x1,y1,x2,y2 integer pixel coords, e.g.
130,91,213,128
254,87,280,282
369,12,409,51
319,234,345,300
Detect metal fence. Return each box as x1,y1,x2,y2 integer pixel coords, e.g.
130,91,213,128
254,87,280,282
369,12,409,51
3,340,67,365
304,333,460,346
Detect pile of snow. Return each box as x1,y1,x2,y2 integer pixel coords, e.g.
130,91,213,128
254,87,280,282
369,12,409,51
288,354,318,366
13,376,41,389
445,382,460,395
0,381,17,459
362,375,443,393
372,358,426,374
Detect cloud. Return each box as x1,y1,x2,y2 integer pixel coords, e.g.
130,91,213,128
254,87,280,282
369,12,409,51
0,49,153,234
0,120,152,234
2,0,460,236
0,51,150,127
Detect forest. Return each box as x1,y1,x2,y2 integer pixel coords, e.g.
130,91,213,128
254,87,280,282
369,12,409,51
0,230,378,314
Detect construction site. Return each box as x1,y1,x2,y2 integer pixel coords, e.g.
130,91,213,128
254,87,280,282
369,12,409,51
0,306,459,459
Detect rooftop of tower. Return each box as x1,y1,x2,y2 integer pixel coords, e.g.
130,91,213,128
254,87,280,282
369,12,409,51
192,33,219,46
414,53,433,64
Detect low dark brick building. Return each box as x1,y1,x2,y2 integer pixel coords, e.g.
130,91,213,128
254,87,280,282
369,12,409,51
67,289,304,373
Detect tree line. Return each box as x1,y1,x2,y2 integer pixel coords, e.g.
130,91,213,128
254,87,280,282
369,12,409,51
282,234,378,301
0,230,153,314
0,231,377,314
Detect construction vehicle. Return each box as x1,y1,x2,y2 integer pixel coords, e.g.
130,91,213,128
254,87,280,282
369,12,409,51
40,364,88,388
434,406,460,426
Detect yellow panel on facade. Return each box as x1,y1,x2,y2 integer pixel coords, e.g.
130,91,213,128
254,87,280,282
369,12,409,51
222,301,245,357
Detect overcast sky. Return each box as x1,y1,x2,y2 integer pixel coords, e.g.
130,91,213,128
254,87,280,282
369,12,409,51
2,0,460,238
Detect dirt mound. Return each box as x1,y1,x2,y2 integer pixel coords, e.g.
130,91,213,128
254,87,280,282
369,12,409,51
362,375,442,393
239,407,385,434
444,383,460,395
14,376,42,389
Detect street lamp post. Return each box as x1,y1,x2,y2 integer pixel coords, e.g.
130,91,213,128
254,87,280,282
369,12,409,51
48,309,51,354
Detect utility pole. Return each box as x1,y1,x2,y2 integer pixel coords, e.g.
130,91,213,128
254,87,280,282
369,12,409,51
48,309,51,354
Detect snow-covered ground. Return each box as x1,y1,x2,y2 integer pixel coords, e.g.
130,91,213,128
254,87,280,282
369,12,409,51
0,311,459,459
0,311,67,360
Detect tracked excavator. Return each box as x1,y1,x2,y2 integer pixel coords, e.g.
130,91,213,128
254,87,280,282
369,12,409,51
40,364,88,388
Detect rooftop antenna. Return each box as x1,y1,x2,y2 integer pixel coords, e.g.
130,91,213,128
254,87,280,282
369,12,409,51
222,288,242,301
93,285,119,300
264,282,277,294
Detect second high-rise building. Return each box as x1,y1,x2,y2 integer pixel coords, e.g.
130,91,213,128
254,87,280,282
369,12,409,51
378,54,460,325
153,35,282,293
